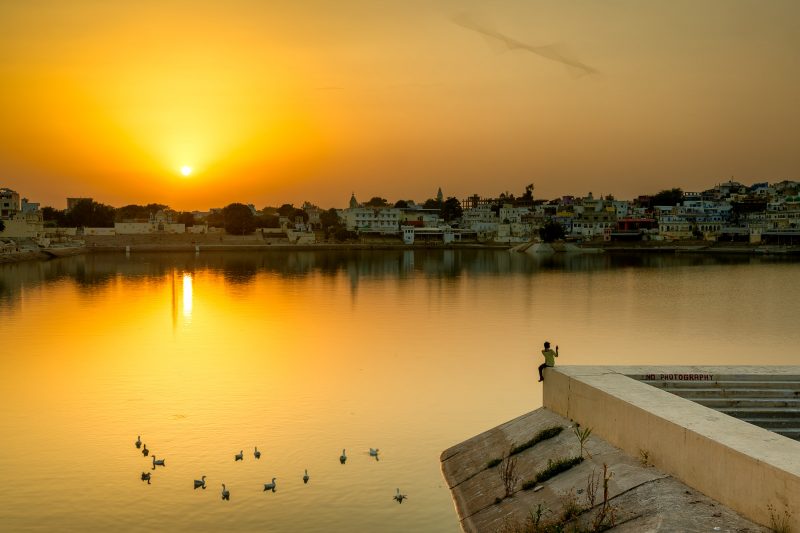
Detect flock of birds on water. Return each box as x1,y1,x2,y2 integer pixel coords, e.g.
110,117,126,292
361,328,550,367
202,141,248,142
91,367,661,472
134,435,408,504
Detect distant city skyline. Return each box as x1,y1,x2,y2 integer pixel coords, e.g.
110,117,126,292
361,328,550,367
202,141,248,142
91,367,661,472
2,1,799,210
5,176,792,213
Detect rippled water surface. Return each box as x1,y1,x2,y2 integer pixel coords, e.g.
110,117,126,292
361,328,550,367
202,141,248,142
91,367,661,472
1,250,799,532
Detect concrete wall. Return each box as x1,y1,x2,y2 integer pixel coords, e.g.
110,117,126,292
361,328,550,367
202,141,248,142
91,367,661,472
114,222,185,234
543,366,800,531
0,216,45,238
84,227,116,236
287,230,315,244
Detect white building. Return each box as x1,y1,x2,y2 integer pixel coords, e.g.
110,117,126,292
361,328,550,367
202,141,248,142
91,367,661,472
658,215,693,240
461,205,499,238
341,194,403,234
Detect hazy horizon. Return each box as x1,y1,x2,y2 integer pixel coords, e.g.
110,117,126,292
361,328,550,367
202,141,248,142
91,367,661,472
2,0,799,210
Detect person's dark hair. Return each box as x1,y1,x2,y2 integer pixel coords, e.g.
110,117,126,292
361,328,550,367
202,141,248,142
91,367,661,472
544,341,550,349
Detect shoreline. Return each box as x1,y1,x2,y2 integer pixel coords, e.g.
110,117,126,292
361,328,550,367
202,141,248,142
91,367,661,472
0,246,88,265
1,241,799,266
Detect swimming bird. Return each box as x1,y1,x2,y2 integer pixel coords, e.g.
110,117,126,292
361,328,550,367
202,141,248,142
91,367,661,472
394,488,407,504
254,447,261,459
152,456,166,469
263,478,277,492
235,450,243,461
302,469,309,484
221,484,230,501
369,448,380,457
340,449,347,464
141,472,151,484
142,444,149,457
194,475,206,490
135,435,142,449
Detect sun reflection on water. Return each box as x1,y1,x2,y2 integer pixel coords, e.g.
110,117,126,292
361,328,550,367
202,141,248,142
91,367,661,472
182,273,193,319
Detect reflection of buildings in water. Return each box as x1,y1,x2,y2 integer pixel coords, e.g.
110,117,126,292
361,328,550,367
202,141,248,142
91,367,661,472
0,250,784,309
402,250,414,271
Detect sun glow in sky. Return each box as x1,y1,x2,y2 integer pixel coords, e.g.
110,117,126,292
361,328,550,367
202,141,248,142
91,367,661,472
1,0,799,210
181,166,192,177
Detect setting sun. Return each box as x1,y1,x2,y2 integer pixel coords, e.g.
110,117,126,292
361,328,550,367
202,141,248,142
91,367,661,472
180,166,192,177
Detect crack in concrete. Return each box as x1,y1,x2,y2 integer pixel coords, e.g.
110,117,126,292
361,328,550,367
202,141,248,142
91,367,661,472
461,473,671,524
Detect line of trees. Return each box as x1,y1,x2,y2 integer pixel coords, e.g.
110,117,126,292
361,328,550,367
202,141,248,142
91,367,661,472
43,200,115,228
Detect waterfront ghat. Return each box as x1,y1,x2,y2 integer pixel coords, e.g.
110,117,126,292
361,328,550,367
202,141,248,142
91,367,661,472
442,366,800,532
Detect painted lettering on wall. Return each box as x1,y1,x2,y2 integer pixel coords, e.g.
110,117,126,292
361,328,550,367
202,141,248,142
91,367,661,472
643,373,714,381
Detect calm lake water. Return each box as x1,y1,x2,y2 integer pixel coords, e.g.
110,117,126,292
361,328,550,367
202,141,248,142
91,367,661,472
1,250,799,532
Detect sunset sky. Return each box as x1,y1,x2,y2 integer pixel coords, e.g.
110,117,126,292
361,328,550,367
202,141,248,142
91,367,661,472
2,0,799,210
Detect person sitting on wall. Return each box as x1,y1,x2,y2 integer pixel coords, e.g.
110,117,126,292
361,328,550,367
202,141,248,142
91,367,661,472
538,341,559,382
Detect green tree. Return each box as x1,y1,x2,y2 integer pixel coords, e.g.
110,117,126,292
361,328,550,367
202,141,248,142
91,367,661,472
176,211,195,226
277,203,296,217
291,208,309,223
42,206,67,226
115,203,169,222
441,197,463,222
205,210,225,228
539,220,566,243
334,227,357,242
515,183,534,206
320,208,342,231
67,199,115,227
422,198,441,210
364,196,389,207
651,188,683,206
256,213,280,228
145,203,169,213
222,203,257,235
115,204,143,221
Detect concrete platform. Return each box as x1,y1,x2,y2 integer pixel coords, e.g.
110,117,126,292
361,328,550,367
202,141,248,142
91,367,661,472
441,407,767,532
544,366,800,531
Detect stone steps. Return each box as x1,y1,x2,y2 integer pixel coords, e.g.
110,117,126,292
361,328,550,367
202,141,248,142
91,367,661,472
773,428,800,440
660,388,800,398
741,417,800,429
693,398,800,408
643,380,800,390
715,406,800,418
640,376,800,439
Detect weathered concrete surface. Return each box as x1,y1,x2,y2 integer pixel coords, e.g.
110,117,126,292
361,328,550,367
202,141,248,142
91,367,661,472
544,366,800,531
441,407,767,533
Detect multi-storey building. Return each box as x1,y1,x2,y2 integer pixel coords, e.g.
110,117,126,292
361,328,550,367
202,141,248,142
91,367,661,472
570,193,617,238
1,188,20,218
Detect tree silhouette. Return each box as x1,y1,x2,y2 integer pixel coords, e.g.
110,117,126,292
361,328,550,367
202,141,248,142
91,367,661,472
222,203,256,235
539,220,565,242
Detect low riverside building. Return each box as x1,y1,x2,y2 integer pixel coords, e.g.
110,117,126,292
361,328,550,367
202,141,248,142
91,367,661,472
658,214,693,240
603,217,657,241
443,366,799,532
114,211,185,234
401,225,477,244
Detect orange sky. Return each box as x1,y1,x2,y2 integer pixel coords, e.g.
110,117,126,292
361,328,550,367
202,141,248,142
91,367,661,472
1,0,799,210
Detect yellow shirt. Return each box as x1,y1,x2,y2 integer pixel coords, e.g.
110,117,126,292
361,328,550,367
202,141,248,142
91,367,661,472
542,348,558,367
